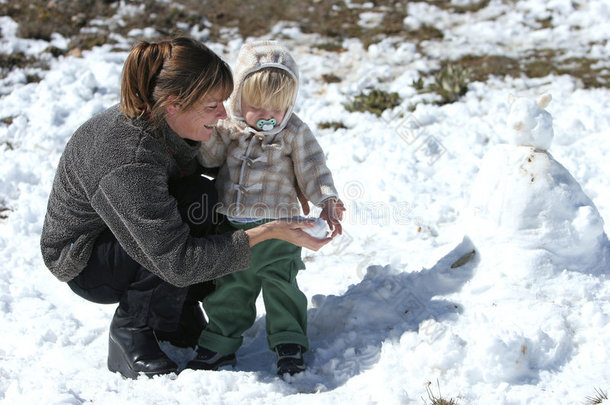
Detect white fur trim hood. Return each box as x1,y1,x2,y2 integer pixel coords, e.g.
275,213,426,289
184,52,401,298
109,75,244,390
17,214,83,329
227,40,299,136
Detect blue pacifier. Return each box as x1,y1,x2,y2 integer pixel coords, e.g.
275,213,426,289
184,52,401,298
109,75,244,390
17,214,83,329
256,118,277,131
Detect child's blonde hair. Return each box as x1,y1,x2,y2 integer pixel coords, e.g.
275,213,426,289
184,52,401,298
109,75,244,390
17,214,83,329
241,68,296,112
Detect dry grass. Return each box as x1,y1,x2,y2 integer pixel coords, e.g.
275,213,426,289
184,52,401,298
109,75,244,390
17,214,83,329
0,0,117,41
422,380,459,405
452,50,610,89
1,0,609,89
426,63,471,105
318,121,347,130
0,202,10,220
344,89,401,116
0,52,34,72
585,388,608,405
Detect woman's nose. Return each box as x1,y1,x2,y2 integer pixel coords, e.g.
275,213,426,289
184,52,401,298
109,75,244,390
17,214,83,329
217,103,227,119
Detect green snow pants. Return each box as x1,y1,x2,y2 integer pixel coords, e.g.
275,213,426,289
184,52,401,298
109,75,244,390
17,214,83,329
198,220,308,355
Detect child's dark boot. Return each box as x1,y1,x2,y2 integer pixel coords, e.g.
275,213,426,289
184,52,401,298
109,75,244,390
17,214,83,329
275,343,306,376
186,346,237,370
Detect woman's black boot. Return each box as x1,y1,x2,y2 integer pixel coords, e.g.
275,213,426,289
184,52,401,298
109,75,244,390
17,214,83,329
155,298,207,348
107,307,178,379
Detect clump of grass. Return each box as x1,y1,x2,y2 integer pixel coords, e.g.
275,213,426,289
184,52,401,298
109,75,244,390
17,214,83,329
555,56,610,88
1,141,15,150
408,24,445,42
1,0,120,70
314,42,346,53
180,0,439,48
359,9,406,48
318,121,347,130
521,49,610,88
344,89,401,116
1,0,118,41
448,0,490,14
44,46,66,58
523,49,556,78
321,73,342,83
177,0,307,41
452,51,609,89
117,3,202,40
0,203,10,220
4,0,608,91
454,54,521,81
536,16,553,29
422,380,459,405
585,388,608,405
26,73,41,83
427,63,471,105
68,32,114,53
414,0,489,13
0,52,33,71
0,51,48,78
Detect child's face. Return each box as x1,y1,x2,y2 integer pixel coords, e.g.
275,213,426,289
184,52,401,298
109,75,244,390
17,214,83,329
241,101,286,131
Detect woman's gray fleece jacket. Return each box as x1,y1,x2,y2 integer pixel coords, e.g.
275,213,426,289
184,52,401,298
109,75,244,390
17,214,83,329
40,105,251,287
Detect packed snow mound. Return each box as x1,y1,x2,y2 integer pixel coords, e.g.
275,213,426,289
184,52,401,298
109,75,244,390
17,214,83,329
466,95,609,273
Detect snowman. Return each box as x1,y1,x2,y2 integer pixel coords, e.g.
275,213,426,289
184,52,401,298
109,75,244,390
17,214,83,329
465,94,608,273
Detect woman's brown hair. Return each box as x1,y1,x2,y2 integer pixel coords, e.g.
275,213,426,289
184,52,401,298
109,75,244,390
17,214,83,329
120,37,233,127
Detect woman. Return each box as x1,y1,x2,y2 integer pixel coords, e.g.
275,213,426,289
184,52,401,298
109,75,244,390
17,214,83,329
40,37,330,379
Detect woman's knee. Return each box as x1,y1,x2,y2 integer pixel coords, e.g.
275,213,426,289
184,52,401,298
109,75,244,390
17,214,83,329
67,277,123,304
68,229,141,304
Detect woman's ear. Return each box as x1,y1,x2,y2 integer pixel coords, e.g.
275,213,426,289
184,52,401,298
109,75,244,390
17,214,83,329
165,96,179,116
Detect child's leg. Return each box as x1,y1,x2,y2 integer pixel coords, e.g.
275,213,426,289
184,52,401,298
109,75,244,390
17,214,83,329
257,240,308,352
198,221,307,356
199,268,262,355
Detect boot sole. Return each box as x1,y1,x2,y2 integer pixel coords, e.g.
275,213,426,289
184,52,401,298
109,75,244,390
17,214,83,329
108,334,178,379
216,357,237,370
277,363,307,376
185,355,237,371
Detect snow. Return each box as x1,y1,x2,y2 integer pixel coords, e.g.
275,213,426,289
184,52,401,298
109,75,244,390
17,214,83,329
1,0,610,403
505,94,554,150
299,218,330,240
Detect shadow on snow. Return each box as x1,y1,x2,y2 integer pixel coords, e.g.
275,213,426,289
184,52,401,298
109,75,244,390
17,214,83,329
232,236,478,391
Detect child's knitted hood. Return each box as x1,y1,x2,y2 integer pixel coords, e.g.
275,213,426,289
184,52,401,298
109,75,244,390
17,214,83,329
227,40,299,136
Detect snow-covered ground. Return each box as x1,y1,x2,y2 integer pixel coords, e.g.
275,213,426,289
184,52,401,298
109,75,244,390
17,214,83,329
1,1,610,403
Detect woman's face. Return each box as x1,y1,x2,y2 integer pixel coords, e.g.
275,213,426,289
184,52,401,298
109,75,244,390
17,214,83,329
165,90,227,142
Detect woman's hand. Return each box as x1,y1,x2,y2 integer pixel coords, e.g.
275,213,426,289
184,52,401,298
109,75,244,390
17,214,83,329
320,198,346,237
244,218,333,251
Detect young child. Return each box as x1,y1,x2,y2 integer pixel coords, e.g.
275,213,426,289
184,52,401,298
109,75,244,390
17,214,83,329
188,40,344,375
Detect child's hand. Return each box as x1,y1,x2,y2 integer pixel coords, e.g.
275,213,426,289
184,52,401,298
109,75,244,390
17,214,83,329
320,198,345,237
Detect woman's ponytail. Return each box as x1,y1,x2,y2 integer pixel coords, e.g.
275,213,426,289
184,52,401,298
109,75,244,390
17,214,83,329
120,41,172,120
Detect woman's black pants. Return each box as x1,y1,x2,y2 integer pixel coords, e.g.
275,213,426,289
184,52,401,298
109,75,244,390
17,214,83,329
67,174,217,334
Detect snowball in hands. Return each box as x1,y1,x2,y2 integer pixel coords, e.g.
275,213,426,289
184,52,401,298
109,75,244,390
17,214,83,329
300,217,330,239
